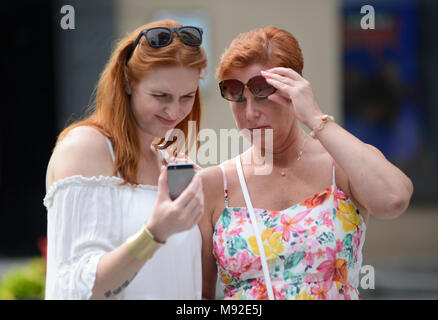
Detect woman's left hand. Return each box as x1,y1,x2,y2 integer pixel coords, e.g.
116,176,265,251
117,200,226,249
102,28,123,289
262,67,324,129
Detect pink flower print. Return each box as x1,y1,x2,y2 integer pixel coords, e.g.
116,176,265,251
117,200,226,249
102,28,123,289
353,227,363,262
310,282,333,300
228,250,255,278
307,225,318,236
215,224,225,237
295,233,307,250
304,251,315,266
303,274,318,283
232,209,246,220
304,217,314,226
269,210,282,220
315,248,325,259
229,227,243,237
278,209,311,242
213,241,227,270
317,247,348,283
341,285,353,300
336,239,344,253
334,187,349,202
236,216,246,227
274,286,286,300
323,215,334,229
249,278,268,300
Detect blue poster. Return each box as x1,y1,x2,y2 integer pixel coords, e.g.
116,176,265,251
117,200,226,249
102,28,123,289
342,0,421,164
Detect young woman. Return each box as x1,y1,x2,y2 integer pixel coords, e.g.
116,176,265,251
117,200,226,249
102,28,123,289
44,20,207,299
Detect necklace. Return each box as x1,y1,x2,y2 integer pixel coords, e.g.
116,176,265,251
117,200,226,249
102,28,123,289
279,136,308,177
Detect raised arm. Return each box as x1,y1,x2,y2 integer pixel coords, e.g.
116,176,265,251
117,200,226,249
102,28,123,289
263,67,413,219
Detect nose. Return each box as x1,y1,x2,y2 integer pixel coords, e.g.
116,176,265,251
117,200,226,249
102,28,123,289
244,94,261,122
164,100,185,120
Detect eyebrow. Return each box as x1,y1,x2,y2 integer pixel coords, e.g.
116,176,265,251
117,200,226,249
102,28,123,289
149,90,197,97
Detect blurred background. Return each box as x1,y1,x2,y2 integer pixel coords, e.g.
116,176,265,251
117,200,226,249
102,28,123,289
0,0,437,299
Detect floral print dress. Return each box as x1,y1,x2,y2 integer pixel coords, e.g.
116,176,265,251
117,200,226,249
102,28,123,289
213,159,367,300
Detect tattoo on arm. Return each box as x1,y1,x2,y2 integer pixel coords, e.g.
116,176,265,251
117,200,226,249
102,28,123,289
104,272,138,298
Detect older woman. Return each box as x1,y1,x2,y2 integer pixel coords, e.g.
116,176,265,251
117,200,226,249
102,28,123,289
200,26,413,300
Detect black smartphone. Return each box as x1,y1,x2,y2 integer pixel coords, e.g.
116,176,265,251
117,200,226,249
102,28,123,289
167,163,195,200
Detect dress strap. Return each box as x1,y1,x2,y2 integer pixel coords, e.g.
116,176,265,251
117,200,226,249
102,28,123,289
104,136,115,163
104,136,121,177
332,161,336,186
235,156,275,300
219,164,229,208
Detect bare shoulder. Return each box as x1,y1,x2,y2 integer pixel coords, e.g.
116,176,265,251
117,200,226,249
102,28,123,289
312,139,369,221
199,164,227,219
308,138,350,191
199,157,236,189
46,126,114,192
199,165,223,197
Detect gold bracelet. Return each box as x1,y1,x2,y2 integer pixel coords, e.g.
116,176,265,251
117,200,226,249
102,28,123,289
125,225,164,260
309,114,335,139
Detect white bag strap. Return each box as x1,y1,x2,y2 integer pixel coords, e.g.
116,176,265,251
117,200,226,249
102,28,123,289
235,156,275,300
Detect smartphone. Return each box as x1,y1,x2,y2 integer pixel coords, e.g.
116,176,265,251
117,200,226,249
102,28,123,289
167,163,195,200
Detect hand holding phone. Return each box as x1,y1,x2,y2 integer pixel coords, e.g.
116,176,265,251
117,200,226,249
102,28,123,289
146,163,203,243
167,163,195,200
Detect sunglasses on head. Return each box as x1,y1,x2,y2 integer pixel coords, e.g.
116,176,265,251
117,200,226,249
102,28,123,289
219,75,277,102
126,26,203,65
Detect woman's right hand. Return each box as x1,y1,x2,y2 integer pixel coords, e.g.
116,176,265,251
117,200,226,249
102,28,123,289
146,166,204,243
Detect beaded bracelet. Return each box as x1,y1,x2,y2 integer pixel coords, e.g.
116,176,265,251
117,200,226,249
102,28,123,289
309,114,335,138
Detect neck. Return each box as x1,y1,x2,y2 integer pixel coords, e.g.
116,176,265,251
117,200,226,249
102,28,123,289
251,120,308,169
137,128,158,161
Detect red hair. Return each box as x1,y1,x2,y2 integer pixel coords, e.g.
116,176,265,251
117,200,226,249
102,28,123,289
55,20,207,186
216,26,303,80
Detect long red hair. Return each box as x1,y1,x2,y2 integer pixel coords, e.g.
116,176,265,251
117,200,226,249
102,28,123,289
56,20,207,186
216,26,303,80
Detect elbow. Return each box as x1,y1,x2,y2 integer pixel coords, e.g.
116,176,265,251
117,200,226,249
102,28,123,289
388,193,411,218
390,177,414,217
371,188,413,220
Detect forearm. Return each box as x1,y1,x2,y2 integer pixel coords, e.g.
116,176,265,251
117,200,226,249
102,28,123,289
91,225,163,299
90,244,147,299
311,117,413,218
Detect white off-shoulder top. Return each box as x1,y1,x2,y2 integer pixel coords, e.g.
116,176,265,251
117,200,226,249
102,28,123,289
43,137,202,300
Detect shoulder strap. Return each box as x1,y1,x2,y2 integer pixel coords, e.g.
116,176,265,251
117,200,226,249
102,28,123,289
219,164,229,208
235,156,275,300
332,161,336,186
104,136,115,163
104,137,121,177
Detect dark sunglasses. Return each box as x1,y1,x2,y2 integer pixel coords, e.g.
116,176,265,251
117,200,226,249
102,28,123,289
126,26,203,65
219,75,277,102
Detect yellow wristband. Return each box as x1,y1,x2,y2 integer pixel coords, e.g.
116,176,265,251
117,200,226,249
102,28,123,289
125,225,164,260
